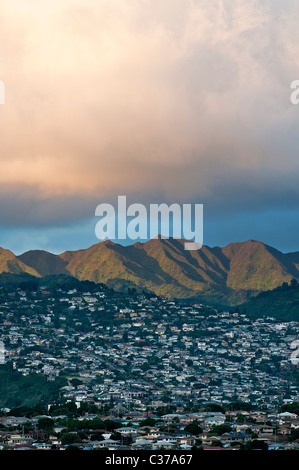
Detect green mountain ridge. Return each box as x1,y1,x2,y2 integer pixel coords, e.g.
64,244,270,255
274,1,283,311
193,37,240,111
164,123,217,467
18,250,69,276
240,280,299,321
0,248,41,278
0,238,296,306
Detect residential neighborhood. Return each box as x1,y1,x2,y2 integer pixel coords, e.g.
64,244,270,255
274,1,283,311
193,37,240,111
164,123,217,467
0,277,298,450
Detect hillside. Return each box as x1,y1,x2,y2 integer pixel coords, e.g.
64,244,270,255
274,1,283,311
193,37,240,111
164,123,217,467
0,365,66,408
0,248,40,277
240,280,299,321
18,250,69,276
223,241,297,291
12,238,299,306
59,238,299,304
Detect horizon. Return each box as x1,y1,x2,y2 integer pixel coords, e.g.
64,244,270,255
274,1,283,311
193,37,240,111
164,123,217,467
5,236,299,258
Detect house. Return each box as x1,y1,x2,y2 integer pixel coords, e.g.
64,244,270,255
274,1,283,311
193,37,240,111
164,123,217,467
278,412,297,420
155,440,176,449
177,436,197,447
117,427,138,436
7,434,33,446
204,415,226,426
220,432,247,444
258,426,274,437
32,443,53,450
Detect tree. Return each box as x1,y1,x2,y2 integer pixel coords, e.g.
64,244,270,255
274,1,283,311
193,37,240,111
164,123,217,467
64,445,81,451
210,440,223,447
211,424,232,436
244,439,268,451
61,433,82,446
90,432,104,441
110,431,122,441
139,417,156,427
70,378,83,387
49,401,79,417
203,404,225,413
225,401,252,411
184,421,203,435
104,419,122,431
38,417,54,434
280,402,299,416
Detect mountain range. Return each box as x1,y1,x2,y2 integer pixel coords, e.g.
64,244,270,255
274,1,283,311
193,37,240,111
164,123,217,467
0,238,298,306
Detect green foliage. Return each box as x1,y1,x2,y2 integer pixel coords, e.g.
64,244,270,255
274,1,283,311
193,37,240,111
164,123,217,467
139,417,157,427
184,420,203,435
38,417,55,432
280,402,299,415
60,432,82,446
241,279,299,321
70,378,83,387
49,401,80,417
244,439,268,450
56,416,122,433
90,432,104,441
1,240,298,307
288,429,299,442
224,401,253,411
210,440,223,447
210,424,232,436
0,365,67,408
7,404,47,417
203,404,225,413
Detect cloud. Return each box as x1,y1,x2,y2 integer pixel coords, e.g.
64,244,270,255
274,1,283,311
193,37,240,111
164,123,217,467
0,0,298,228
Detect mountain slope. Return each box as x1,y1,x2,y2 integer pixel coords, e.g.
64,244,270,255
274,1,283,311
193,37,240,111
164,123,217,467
240,280,299,321
0,248,40,277
59,239,299,303
58,238,229,298
223,240,298,291
17,250,69,276
13,239,299,305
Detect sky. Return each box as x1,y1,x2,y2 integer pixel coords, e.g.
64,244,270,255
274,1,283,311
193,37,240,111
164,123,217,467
0,0,299,255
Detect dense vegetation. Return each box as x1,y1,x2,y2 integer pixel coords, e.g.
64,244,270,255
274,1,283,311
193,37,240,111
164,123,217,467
1,239,298,305
240,279,299,321
0,364,67,408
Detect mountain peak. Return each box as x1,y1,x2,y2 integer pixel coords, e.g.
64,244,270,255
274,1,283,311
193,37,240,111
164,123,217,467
17,250,68,276
1,239,298,306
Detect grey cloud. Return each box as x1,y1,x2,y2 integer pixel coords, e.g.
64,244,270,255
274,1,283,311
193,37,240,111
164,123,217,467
0,1,298,228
